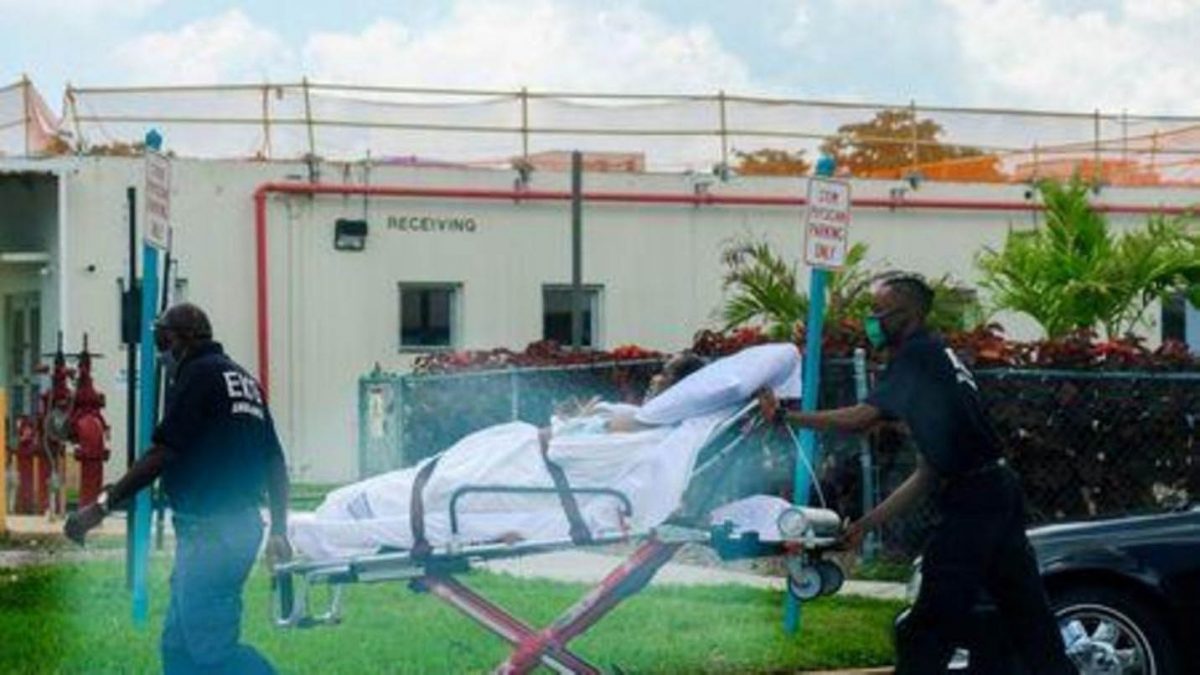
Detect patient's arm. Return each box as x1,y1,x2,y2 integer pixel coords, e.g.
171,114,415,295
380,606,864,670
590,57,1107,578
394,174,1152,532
605,413,655,433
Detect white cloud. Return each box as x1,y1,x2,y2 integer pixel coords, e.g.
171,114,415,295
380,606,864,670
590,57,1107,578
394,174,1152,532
114,9,292,84
777,5,811,48
302,0,753,93
0,0,163,20
942,0,1200,114
1121,0,1195,23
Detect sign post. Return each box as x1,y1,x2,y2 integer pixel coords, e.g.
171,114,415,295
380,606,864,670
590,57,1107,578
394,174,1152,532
132,130,168,626
785,157,851,634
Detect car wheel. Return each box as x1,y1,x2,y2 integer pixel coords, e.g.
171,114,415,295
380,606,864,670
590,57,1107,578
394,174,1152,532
1051,586,1177,675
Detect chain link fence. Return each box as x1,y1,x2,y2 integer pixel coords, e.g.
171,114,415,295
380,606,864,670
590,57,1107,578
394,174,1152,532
358,360,663,476
816,362,1200,561
359,357,1200,561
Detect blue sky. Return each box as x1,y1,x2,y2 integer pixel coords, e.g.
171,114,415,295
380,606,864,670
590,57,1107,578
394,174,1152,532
3,0,1198,116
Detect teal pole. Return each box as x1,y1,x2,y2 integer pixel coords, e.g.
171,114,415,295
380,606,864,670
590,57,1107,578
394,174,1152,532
133,243,159,626
133,130,164,626
784,155,836,634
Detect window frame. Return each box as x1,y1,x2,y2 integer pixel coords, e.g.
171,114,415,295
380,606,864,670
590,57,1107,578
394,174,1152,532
541,283,604,349
397,282,462,352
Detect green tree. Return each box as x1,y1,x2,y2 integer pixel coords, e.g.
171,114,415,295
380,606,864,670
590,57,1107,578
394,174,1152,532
977,178,1200,338
819,108,981,175
732,148,812,177
720,239,980,339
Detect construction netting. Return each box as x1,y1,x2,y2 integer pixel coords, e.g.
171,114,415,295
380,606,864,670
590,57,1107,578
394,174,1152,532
0,79,58,157
7,79,1200,186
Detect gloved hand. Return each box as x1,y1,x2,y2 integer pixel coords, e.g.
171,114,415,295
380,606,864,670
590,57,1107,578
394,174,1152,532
265,532,293,569
64,503,106,546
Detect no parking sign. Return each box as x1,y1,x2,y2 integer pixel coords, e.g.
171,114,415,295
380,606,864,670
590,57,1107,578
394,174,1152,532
803,177,851,270
144,150,171,250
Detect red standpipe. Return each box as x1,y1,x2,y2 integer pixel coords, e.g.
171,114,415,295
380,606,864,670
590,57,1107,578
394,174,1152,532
70,342,110,507
14,416,38,514
252,181,1200,397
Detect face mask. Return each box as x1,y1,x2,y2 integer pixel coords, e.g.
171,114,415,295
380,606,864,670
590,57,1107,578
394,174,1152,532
864,315,889,349
158,348,178,373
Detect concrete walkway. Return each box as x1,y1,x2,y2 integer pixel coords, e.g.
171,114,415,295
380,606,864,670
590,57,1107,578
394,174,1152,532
4,514,906,601
481,549,907,600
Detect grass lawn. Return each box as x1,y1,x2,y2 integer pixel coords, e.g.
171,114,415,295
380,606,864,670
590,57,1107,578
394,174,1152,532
0,554,902,674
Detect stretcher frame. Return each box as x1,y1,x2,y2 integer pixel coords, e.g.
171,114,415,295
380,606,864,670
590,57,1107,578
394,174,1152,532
271,402,842,674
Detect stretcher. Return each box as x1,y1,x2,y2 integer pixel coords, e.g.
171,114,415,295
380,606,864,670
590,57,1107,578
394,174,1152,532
270,401,846,675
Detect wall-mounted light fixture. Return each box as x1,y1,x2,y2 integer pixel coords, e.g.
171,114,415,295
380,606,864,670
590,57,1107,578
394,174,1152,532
334,219,368,252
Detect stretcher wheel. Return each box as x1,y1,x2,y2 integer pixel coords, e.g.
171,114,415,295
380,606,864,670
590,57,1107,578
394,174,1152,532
787,564,823,601
817,560,844,596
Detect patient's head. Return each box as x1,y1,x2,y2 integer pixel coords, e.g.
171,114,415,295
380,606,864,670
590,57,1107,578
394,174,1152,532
645,352,704,401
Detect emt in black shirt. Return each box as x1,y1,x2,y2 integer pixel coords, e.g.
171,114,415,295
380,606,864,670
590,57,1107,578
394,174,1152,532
759,274,1075,674
65,303,290,674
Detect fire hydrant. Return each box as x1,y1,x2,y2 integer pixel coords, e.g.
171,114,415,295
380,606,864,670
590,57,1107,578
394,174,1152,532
13,416,39,514
36,336,73,517
70,337,109,507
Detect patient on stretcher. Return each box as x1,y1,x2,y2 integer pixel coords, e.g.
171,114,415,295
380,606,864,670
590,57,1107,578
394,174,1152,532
290,344,802,561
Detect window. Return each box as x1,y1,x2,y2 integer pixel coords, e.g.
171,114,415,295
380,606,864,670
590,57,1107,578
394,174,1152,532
399,284,460,350
1162,293,1186,344
543,285,602,348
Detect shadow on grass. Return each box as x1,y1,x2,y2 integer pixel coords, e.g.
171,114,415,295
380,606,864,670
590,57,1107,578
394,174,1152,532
0,555,902,674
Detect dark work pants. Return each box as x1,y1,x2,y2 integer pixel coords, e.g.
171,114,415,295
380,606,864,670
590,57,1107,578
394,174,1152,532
162,509,275,675
895,467,1077,675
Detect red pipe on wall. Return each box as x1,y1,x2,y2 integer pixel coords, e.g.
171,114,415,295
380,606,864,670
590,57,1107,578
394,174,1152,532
252,181,1198,396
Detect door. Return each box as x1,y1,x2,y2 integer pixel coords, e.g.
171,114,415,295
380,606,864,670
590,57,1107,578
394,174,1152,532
5,292,41,438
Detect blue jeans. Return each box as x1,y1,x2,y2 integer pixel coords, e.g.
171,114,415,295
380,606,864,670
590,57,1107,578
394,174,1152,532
162,509,275,675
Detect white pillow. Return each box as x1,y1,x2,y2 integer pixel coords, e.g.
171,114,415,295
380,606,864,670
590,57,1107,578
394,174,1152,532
635,343,802,426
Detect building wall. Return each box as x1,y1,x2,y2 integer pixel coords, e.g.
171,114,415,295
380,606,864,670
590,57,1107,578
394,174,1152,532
5,156,1195,483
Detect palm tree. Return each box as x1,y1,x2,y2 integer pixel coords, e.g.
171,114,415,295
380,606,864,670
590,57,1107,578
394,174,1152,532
977,178,1200,338
720,239,979,338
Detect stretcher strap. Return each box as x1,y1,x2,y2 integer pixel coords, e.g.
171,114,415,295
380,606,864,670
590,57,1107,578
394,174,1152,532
539,442,593,546
409,456,441,559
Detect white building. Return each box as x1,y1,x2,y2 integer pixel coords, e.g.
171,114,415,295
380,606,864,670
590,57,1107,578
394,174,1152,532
2,156,1199,483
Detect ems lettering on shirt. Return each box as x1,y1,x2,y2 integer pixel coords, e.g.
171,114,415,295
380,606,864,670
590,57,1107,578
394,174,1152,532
223,370,265,420
943,348,978,391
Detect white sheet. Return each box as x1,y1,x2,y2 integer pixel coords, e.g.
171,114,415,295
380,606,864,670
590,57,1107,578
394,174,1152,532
291,344,804,561
636,343,801,426
291,411,729,560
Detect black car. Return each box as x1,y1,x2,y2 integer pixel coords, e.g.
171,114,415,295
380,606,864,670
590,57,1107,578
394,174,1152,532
899,504,1200,674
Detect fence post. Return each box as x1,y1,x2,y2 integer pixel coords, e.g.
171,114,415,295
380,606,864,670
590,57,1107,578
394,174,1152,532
65,84,84,152
853,348,878,561
396,377,408,467
260,84,272,160
717,90,729,174
302,77,317,172
357,375,368,478
909,99,919,172
520,87,530,162
510,368,520,421
20,74,30,156
1,389,6,536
